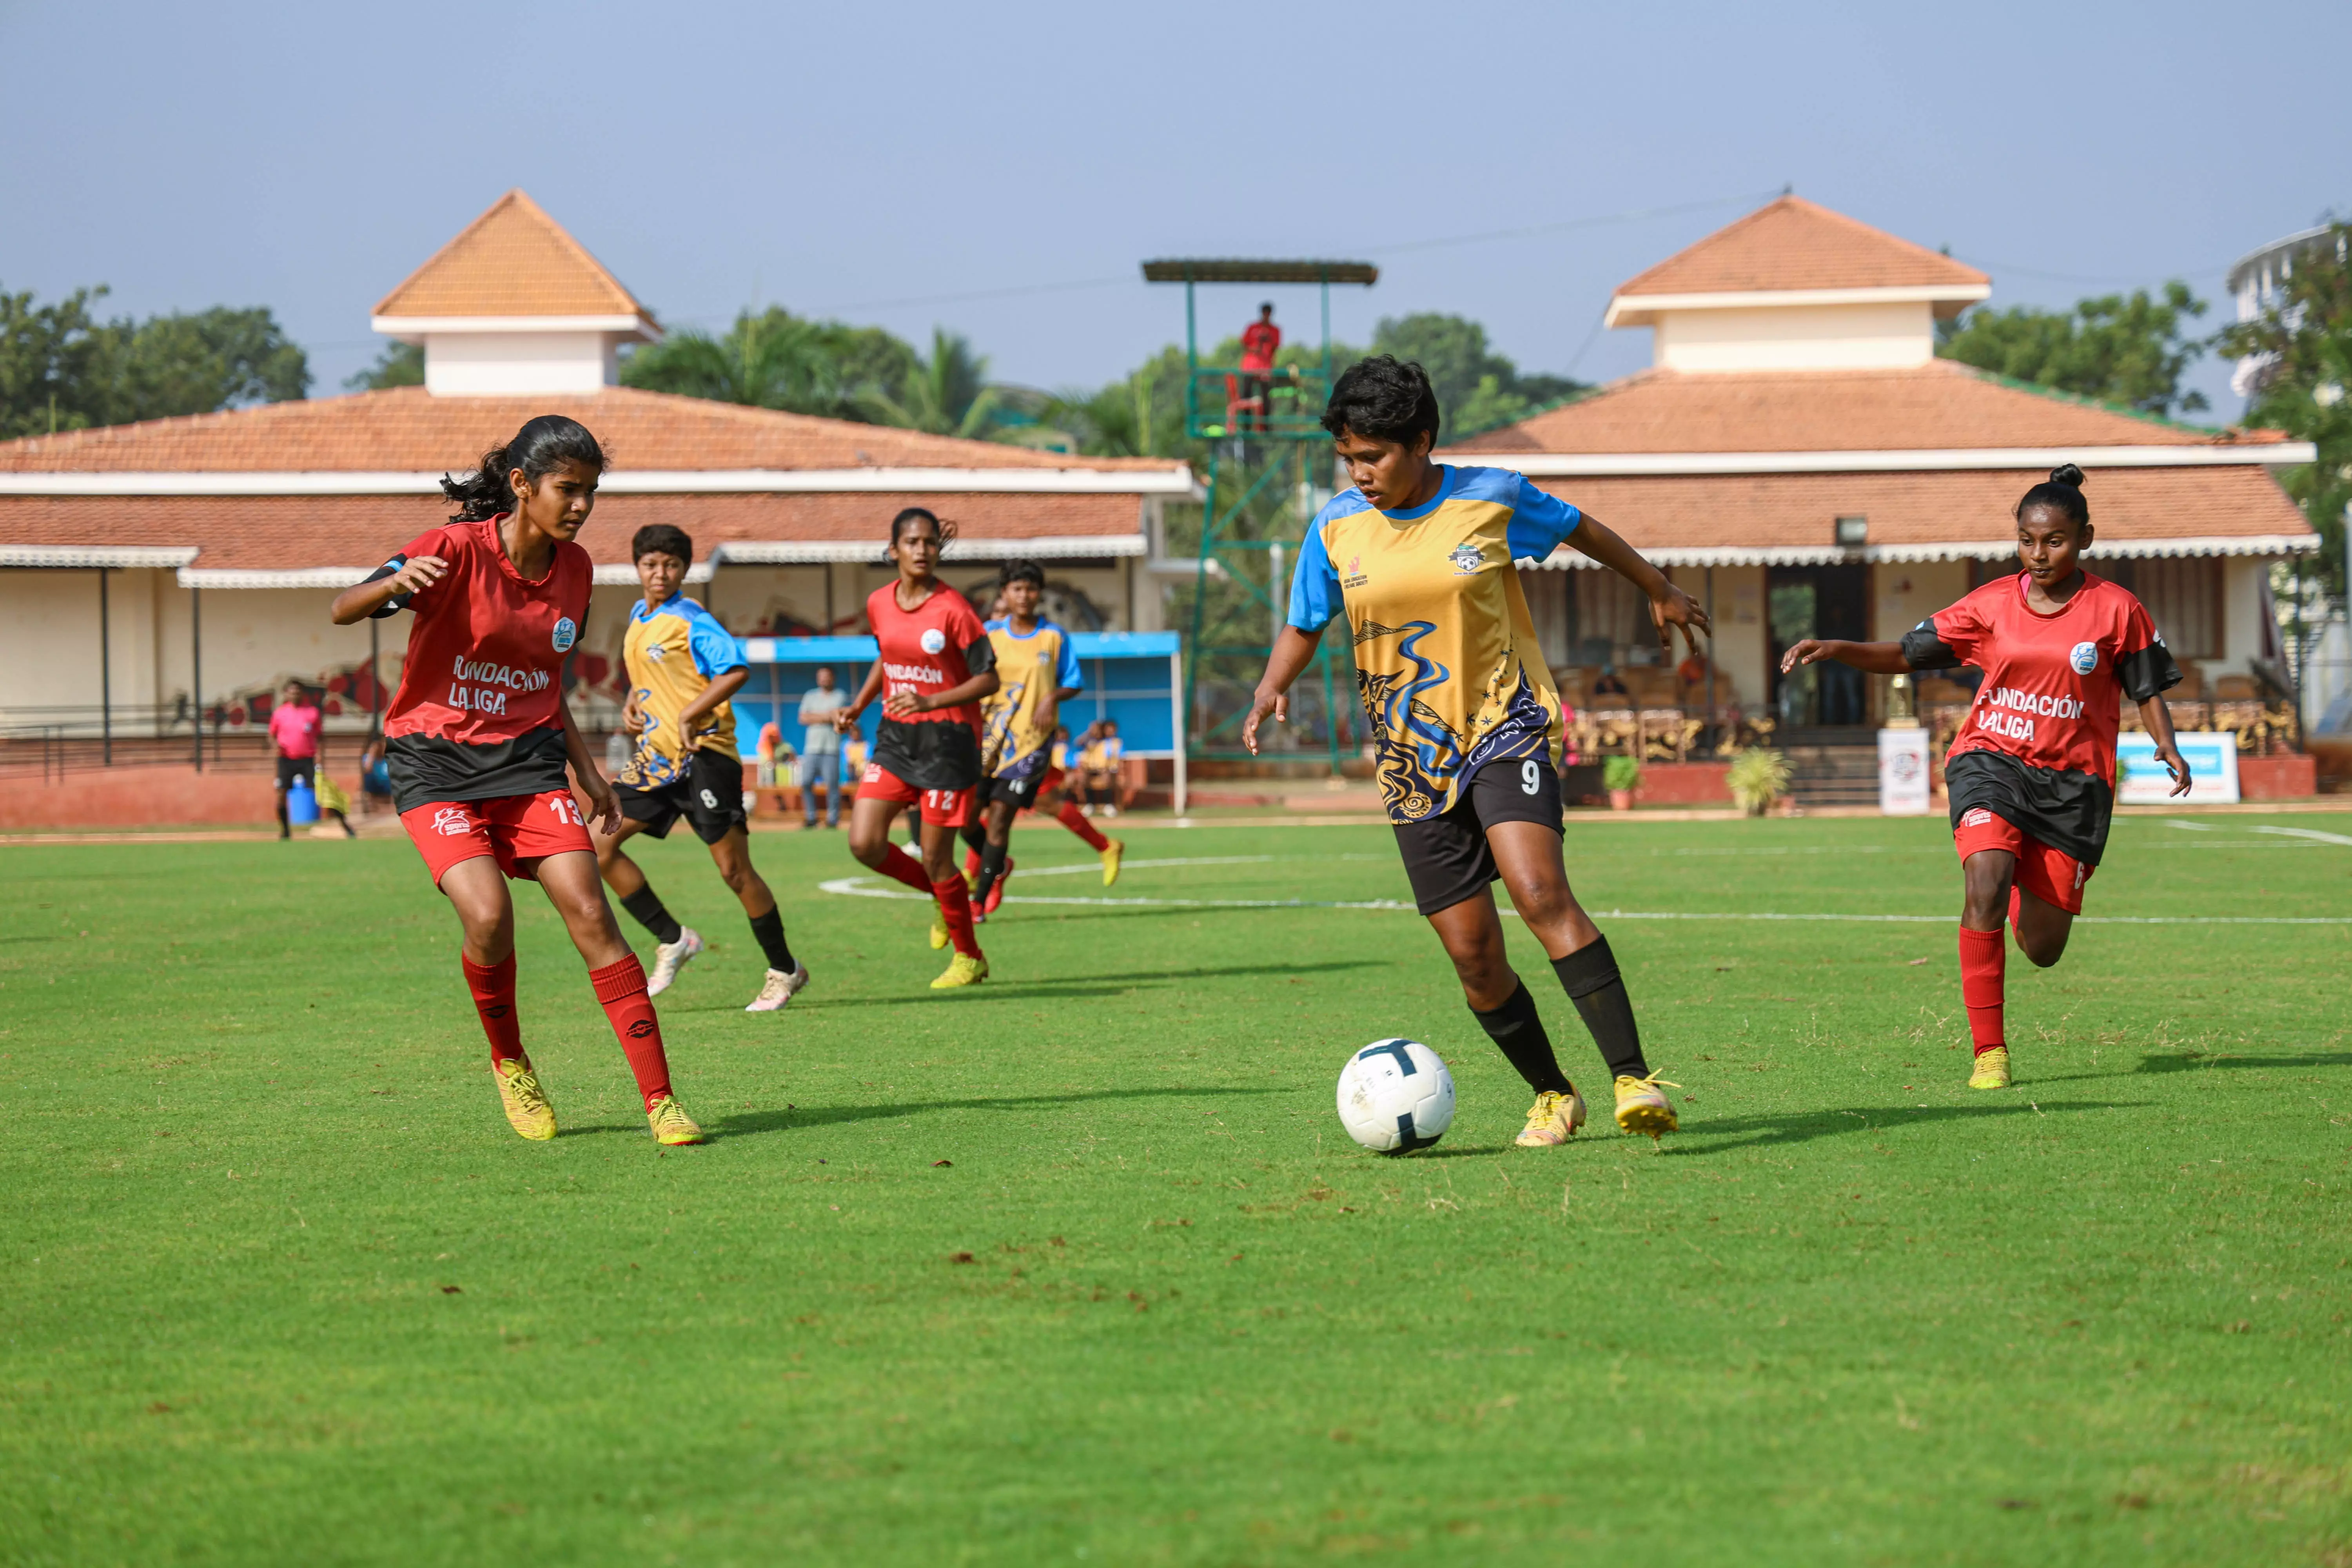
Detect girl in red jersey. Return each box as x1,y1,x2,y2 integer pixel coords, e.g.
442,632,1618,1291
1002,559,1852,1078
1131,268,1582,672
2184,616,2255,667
329,416,705,1146
1782,465,2191,1090
834,507,1001,988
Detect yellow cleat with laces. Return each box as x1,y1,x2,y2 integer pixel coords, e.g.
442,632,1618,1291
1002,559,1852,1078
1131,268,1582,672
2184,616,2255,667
1613,1073,1681,1140
1968,1046,2011,1090
646,1094,705,1146
493,1057,557,1142
1513,1087,1588,1147
1100,838,1125,887
931,952,989,989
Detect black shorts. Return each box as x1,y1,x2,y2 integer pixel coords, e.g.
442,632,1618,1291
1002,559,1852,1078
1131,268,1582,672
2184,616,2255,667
615,748,748,845
275,755,314,790
980,747,1053,809
1392,755,1564,916
871,717,982,794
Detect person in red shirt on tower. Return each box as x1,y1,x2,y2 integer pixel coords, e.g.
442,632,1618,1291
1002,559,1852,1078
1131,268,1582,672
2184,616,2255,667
1238,303,1281,432
1781,464,2190,1091
329,415,705,1147
835,507,1001,988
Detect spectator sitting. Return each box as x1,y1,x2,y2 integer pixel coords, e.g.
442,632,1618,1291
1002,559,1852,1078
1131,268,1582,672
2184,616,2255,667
1592,666,1630,701
1080,719,1125,817
359,725,393,809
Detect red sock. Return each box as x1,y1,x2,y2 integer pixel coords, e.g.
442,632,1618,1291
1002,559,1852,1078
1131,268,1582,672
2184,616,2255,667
932,877,982,958
461,953,524,1067
588,955,672,1110
964,845,982,877
876,843,933,893
1056,797,1109,851
1957,925,2005,1054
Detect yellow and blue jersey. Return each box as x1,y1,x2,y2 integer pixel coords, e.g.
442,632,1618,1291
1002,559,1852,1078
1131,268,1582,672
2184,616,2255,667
980,618,1082,778
619,593,748,786
1289,465,1584,823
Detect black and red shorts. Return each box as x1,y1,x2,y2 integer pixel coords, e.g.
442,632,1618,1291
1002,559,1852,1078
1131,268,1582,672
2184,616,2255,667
862,717,981,826
400,790,592,885
1953,808,2092,915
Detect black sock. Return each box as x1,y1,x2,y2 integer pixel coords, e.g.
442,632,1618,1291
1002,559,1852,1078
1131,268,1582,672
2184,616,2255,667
973,840,1009,904
1471,980,1573,1096
619,886,682,946
747,906,795,974
959,821,989,857
1552,935,1649,1080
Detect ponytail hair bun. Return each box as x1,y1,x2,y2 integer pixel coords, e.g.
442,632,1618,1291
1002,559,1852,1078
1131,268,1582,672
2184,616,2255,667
2015,461,2091,532
440,415,607,522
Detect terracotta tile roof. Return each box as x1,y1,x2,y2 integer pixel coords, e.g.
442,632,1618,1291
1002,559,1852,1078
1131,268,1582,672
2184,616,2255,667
1526,465,2308,555
0,386,1179,474
372,190,651,321
0,492,1145,572
1614,195,1989,298
1448,362,2278,455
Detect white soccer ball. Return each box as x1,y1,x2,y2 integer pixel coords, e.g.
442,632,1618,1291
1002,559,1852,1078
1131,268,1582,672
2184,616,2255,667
1335,1038,1455,1155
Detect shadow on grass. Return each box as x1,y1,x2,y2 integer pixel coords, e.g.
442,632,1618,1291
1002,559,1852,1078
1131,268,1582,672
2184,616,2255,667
2134,1052,2352,1074
715,1083,1283,1137
665,956,1386,1014
1675,1098,2140,1157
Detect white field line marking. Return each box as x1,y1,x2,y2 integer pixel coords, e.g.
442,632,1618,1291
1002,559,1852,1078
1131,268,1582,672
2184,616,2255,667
2165,818,2215,831
817,876,2352,924
2248,824,2352,848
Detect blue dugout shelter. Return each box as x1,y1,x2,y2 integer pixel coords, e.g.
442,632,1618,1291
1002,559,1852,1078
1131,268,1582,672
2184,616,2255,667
733,631,1188,811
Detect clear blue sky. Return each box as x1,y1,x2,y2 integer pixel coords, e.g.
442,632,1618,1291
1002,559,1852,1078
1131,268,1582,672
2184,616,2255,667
4,0,2344,419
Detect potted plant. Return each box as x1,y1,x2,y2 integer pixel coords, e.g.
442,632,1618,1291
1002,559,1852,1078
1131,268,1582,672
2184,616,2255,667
1726,747,1791,817
1603,754,1642,811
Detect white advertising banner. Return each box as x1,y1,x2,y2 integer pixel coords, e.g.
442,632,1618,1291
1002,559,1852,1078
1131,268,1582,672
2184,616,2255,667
1878,727,1932,816
2118,732,2239,804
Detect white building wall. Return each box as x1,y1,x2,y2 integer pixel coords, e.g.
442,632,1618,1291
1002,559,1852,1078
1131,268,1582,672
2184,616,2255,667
1875,559,1970,641
2220,556,2269,679
423,331,619,396
1654,301,1937,372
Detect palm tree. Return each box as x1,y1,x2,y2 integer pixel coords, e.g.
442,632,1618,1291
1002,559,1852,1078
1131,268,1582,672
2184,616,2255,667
622,309,842,414
856,328,1001,439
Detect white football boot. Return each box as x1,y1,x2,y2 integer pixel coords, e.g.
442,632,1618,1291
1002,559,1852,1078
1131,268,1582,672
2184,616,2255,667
646,927,704,997
745,964,811,1013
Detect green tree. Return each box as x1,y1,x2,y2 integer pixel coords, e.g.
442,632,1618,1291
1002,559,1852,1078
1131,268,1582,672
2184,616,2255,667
347,341,423,390
2213,225,2352,601
1367,312,1584,438
620,307,920,422
1936,282,2210,418
856,328,1000,439
1,285,309,438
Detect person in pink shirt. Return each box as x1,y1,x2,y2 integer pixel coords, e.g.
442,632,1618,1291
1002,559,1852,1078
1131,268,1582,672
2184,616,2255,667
268,681,323,840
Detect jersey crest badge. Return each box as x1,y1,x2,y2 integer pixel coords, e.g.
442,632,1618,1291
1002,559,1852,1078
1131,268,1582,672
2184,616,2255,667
552,617,577,652
2068,640,2098,674
920,628,947,655
1447,542,1486,575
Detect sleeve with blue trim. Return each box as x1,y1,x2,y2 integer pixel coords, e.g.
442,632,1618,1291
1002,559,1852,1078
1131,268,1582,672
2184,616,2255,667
1053,627,1083,691
1287,515,1344,631
685,608,748,678
1503,476,1582,563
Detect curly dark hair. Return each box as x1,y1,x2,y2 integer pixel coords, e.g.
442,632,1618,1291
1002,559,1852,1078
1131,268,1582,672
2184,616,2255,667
1320,354,1441,447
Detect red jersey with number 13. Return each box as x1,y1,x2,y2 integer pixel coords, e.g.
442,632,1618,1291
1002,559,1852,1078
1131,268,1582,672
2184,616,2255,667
866,581,991,733
1920,571,2169,782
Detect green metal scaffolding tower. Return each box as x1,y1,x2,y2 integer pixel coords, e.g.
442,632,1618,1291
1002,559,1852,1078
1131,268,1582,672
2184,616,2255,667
1139,258,1377,773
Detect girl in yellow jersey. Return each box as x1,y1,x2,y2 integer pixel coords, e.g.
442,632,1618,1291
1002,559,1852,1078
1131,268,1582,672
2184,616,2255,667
1245,357,1708,1145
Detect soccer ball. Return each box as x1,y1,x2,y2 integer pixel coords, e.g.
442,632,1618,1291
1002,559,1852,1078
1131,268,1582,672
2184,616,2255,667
1335,1039,1455,1154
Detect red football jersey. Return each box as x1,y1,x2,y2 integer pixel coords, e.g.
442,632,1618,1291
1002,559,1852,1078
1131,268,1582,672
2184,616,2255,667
383,516,593,745
1915,571,2171,782
1240,320,1281,372
866,581,992,731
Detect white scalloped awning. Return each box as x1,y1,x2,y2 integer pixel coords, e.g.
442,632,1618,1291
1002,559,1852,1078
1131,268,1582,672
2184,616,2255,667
1524,534,2321,568
0,544,199,568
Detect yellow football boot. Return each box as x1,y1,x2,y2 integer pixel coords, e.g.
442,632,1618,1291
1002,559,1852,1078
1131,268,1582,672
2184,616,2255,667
1613,1073,1681,1140
1969,1046,2012,1091
931,952,990,989
929,906,951,950
492,1057,557,1142
1513,1087,1588,1147
646,1094,706,1145
1100,838,1125,887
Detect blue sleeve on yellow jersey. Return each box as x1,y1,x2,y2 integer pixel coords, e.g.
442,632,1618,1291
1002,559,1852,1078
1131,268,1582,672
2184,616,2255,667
1287,498,1363,632
682,602,747,678
1502,473,1582,563
1052,626,1082,690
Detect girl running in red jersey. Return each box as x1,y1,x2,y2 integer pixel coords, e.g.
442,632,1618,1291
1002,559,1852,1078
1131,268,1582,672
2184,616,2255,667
836,508,1001,988
1782,465,2191,1091
329,415,705,1146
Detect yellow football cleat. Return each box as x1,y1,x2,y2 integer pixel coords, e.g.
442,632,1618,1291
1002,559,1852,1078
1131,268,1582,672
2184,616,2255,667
931,952,990,989
1513,1087,1588,1147
646,1094,705,1145
929,907,951,950
493,1057,557,1142
1613,1073,1681,1140
1969,1046,2011,1090
1100,838,1124,887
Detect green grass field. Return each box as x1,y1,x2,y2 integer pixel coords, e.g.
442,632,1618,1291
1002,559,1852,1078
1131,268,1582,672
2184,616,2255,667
3,811,2348,1565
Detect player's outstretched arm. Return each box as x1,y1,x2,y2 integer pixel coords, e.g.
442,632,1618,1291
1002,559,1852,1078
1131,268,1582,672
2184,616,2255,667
1779,639,1912,676
1568,514,1710,655
1243,625,1325,755
330,555,445,624
2138,695,2194,797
